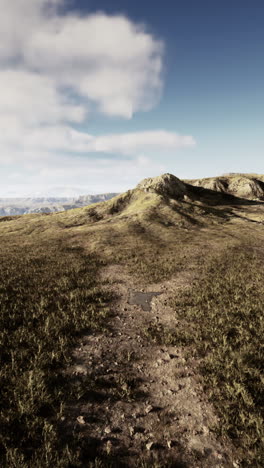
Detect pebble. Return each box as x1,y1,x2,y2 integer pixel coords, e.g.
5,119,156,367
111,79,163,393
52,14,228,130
105,440,112,455
73,365,87,376
146,442,154,451
104,426,111,434
76,415,85,425
202,425,210,435
145,404,153,414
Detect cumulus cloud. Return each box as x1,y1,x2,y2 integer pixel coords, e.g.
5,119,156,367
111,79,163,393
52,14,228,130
0,69,86,126
0,0,196,195
1,126,194,156
0,0,163,119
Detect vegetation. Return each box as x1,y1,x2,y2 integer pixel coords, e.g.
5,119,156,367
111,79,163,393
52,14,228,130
0,175,263,466
170,244,264,467
0,240,111,467
140,242,264,466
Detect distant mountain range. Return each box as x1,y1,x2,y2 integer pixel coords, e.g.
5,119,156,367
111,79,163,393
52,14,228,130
1,173,264,217
0,193,119,216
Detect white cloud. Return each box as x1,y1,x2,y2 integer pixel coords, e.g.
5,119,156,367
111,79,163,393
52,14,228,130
0,70,86,126
0,124,195,160
88,130,195,154
0,0,196,195
0,0,163,119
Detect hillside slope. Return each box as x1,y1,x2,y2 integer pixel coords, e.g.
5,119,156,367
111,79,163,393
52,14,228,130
0,173,263,467
185,173,264,200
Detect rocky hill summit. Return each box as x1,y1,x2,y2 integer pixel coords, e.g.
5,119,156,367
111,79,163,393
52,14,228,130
137,173,187,199
186,173,264,200
135,172,264,206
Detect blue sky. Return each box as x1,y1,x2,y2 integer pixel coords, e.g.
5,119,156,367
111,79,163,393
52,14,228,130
0,0,263,196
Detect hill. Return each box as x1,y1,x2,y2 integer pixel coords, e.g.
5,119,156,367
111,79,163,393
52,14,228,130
0,173,263,467
185,173,264,200
0,193,119,216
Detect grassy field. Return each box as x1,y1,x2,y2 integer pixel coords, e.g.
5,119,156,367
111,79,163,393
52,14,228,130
0,179,263,467
0,238,112,467
146,242,264,467
178,245,264,467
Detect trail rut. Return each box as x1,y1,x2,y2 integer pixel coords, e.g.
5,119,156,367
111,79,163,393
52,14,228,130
66,265,237,467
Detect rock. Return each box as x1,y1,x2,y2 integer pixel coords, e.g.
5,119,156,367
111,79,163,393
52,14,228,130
137,173,187,199
76,415,85,425
145,404,153,414
73,365,87,376
202,425,210,435
163,353,171,362
105,440,112,455
104,426,111,434
146,442,154,451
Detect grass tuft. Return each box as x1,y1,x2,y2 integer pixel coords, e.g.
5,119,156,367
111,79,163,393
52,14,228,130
0,242,111,467
171,245,264,467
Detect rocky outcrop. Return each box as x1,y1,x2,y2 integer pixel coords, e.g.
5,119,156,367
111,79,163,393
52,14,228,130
186,174,264,201
137,173,187,199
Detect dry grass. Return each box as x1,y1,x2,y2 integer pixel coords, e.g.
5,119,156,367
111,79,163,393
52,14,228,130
147,242,264,467
0,237,112,467
0,181,263,466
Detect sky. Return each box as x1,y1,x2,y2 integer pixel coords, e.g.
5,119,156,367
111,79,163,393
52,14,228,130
0,0,263,197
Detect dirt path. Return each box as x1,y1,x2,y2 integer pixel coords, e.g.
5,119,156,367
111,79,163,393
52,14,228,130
66,265,237,467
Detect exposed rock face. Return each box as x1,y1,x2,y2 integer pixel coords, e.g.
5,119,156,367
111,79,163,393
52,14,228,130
228,177,264,199
137,173,187,199
186,174,264,201
191,178,228,193
74,193,119,205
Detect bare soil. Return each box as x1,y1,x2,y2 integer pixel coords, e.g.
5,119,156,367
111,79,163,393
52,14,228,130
65,264,238,467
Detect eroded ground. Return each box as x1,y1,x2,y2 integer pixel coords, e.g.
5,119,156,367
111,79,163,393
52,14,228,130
65,264,237,467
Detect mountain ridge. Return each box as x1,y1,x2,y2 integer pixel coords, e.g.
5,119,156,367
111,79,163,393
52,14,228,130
1,171,264,467
185,173,264,200
1,172,263,218
0,193,119,216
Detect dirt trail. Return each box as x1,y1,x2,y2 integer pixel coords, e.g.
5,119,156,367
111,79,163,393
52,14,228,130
66,265,237,467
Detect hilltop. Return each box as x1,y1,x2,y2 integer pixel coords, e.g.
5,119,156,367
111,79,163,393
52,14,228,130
1,172,263,218
0,173,263,467
185,173,264,200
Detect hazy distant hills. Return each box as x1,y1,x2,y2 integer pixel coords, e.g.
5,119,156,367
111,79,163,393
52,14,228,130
0,193,119,216
1,173,263,217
